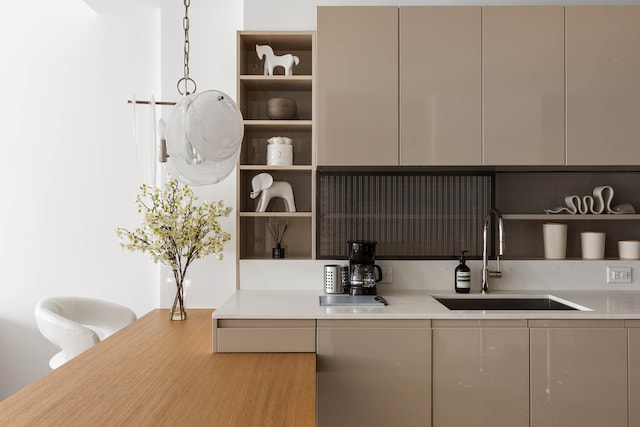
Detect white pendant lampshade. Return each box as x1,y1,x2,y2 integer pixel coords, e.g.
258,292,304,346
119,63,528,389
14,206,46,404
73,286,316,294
166,90,244,185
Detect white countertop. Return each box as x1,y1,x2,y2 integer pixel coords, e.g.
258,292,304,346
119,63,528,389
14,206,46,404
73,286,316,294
213,289,640,320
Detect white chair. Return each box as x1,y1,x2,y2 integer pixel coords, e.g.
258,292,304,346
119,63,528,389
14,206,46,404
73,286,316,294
35,296,137,369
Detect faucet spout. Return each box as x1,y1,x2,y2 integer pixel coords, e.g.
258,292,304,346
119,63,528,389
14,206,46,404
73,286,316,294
482,209,505,294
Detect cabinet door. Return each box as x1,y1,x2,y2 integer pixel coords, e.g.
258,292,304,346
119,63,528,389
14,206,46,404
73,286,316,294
530,320,628,427
317,7,398,166
483,7,565,165
629,322,640,427
432,320,529,427
400,6,481,165
317,319,430,427
566,6,640,165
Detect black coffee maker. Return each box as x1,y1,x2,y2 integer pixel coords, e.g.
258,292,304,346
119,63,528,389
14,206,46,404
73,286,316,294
347,240,383,296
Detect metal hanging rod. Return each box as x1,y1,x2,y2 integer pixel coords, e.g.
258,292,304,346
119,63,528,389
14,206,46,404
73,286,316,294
127,100,177,106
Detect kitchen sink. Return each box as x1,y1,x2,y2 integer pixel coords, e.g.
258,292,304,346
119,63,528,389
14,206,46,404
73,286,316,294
433,294,589,311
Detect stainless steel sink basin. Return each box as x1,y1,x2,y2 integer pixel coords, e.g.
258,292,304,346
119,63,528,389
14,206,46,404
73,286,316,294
433,294,589,311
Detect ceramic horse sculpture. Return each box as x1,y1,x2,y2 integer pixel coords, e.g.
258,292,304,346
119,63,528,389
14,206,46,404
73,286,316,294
256,44,299,76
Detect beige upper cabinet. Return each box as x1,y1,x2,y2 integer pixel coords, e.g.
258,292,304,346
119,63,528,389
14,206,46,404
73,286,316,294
530,320,628,427
566,7,640,165
399,7,482,166
316,7,398,166
483,7,565,165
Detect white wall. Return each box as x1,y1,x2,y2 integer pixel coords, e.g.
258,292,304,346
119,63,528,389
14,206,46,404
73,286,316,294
0,0,159,399
0,0,243,399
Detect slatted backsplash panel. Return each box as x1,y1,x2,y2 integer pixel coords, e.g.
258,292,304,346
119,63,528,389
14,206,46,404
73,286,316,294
317,171,493,259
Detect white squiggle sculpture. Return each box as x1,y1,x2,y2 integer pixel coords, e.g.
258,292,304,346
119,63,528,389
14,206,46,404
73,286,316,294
545,186,636,214
593,185,614,213
256,44,300,76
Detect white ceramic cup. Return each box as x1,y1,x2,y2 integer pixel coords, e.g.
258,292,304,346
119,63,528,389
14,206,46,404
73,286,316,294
543,222,568,259
581,232,606,259
618,240,640,260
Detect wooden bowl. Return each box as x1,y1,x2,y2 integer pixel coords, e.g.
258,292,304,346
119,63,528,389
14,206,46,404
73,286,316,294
266,98,297,120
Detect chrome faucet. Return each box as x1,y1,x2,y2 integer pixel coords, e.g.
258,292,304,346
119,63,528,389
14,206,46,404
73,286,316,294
482,209,505,294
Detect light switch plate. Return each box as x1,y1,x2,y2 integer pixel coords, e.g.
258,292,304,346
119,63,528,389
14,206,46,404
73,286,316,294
607,266,632,284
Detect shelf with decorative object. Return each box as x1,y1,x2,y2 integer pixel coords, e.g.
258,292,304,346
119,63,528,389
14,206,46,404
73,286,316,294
239,75,312,91
237,31,315,261
496,170,640,260
503,214,640,221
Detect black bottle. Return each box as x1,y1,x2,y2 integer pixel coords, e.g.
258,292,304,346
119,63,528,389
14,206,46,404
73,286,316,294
455,250,471,293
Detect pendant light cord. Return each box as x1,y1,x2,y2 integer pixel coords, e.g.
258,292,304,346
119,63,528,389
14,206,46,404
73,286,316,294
177,0,196,96
128,0,195,105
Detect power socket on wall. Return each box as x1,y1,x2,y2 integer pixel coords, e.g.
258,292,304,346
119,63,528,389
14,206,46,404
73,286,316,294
380,267,393,283
607,266,632,284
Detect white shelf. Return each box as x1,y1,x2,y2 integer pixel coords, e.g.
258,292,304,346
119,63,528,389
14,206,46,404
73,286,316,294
239,75,312,90
240,165,313,171
239,212,313,218
243,120,312,129
503,214,640,220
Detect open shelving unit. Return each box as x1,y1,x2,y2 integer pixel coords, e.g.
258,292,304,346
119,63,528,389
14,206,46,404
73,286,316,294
496,170,640,260
236,31,316,260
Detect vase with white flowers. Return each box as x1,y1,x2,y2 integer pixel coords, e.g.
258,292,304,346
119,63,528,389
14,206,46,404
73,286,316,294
117,178,232,320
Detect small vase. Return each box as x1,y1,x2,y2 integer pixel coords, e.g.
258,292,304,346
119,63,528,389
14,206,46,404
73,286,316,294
168,272,190,321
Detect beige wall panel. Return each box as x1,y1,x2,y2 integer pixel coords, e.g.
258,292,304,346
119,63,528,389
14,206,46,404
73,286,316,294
317,7,399,166
400,6,482,165
432,326,529,427
483,6,565,165
317,320,430,427
566,6,640,165
530,327,628,427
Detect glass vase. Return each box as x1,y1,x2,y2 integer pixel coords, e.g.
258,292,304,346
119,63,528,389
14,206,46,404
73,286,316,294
168,272,190,321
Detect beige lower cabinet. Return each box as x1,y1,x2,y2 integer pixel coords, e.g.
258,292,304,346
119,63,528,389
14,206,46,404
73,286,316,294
432,319,529,427
316,319,431,427
629,320,640,427
529,320,628,427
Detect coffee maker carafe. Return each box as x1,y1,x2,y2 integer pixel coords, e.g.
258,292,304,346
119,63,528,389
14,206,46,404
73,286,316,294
348,240,383,296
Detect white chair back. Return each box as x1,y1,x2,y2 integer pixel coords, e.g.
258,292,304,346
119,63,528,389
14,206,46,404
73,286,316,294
35,297,137,369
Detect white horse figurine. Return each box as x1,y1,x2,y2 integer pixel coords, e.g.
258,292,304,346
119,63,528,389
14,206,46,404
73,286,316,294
256,44,299,76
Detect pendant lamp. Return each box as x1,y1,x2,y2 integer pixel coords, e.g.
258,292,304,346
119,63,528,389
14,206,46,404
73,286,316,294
129,0,243,185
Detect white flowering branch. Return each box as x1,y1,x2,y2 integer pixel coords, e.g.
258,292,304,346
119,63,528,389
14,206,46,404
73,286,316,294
117,178,232,319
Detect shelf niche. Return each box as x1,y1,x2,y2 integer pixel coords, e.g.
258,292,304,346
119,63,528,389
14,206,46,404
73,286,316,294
496,170,640,260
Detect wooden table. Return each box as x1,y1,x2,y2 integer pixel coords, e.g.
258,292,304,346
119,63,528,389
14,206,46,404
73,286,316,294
0,309,316,426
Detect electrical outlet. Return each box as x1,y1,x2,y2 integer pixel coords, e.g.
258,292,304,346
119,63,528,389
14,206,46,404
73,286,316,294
380,267,393,283
607,266,632,284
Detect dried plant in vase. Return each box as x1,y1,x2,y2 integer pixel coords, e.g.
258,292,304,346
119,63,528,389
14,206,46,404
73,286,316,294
117,178,232,320
268,223,288,259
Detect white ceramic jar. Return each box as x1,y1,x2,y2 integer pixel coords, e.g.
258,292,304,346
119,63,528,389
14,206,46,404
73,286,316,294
267,137,293,166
